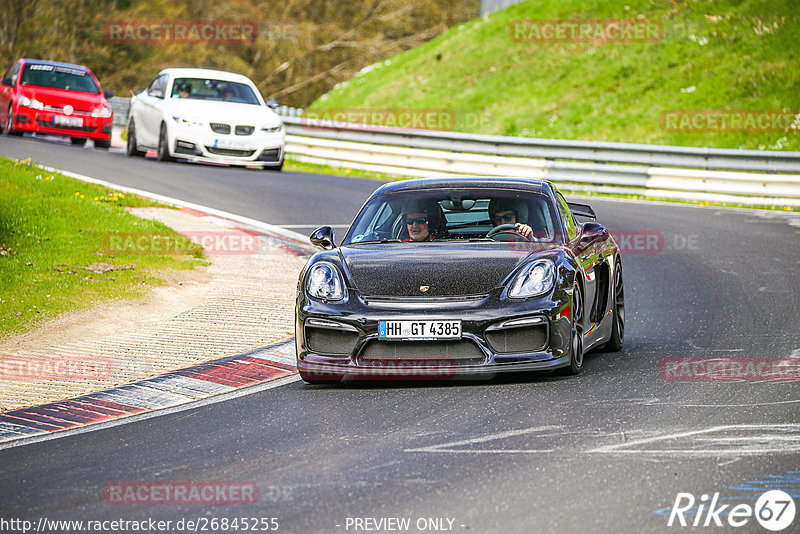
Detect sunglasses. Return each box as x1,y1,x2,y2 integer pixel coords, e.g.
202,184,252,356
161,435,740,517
492,211,516,224
406,217,428,225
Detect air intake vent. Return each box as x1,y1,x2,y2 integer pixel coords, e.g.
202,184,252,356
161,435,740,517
485,325,548,354
305,327,359,355
210,122,231,134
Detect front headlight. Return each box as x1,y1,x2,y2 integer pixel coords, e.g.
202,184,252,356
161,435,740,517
261,124,284,133
306,261,345,301
92,107,112,118
509,259,555,298
19,96,44,110
172,115,203,128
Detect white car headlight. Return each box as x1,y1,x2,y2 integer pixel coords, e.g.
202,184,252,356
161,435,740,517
172,115,203,128
306,262,345,301
261,124,284,133
19,96,44,110
509,259,555,298
92,107,112,118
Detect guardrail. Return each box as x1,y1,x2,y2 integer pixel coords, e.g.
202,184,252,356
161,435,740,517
106,98,800,206
284,117,800,206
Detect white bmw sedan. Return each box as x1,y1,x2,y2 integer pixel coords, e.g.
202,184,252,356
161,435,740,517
127,68,285,170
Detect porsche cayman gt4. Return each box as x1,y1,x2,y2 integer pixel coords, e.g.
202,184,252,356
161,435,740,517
296,177,624,382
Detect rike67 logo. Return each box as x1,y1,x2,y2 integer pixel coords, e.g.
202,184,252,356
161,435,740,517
667,490,796,531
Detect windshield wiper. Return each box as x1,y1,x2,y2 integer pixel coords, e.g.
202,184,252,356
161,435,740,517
349,238,402,245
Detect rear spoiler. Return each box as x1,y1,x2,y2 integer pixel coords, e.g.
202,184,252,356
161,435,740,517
567,202,596,219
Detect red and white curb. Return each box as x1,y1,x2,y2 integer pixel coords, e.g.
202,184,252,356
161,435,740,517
0,339,297,446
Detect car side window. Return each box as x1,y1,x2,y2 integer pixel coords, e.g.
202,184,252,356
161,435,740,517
147,75,166,98
2,62,21,86
556,193,578,242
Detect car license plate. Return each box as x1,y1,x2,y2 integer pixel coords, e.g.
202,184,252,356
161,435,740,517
379,320,461,340
52,115,83,127
214,138,250,150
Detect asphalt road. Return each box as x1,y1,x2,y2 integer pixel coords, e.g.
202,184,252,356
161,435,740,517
1,134,799,533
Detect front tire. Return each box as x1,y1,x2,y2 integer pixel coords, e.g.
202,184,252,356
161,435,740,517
156,122,173,162
5,104,22,136
94,138,111,149
71,137,87,146
564,283,584,375
126,120,145,157
268,158,284,171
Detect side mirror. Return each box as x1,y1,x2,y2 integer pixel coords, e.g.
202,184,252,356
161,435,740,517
103,89,115,98
578,222,609,249
265,97,280,109
310,226,336,250
0,78,10,86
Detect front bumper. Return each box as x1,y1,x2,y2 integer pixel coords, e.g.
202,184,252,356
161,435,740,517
296,290,573,382
171,125,285,167
14,107,112,140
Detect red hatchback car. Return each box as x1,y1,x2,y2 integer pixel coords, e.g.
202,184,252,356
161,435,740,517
0,58,114,148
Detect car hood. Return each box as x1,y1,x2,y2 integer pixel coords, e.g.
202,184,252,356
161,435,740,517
21,86,104,112
339,243,558,297
166,99,281,127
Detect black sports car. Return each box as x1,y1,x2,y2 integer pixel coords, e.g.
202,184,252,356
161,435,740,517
295,177,624,382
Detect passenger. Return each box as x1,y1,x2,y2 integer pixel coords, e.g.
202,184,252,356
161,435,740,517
487,198,534,240
402,200,442,241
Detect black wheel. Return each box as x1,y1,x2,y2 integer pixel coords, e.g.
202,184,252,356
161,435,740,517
5,104,22,136
94,138,111,149
156,122,173,162
599,260,625,352
71,137,87,146
126,120,145,157
564,283,584,375
263,158,284,171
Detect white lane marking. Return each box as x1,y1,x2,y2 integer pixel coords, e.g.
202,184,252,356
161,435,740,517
404,426,562,454
27,161,312,245
0,374,301,452
280,224,351,228
588,424,800,456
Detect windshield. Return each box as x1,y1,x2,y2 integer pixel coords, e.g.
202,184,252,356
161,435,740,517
343,189,558,245
20,63,100,94
170,77,260,105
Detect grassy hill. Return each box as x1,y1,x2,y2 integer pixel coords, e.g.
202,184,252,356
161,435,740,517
308,0,800,151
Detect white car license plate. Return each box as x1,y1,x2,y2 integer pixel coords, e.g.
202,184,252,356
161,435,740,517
53,115,83,127
379,320,461,340
214,138,250,150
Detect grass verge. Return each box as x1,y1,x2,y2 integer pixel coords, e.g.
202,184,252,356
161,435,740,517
0,156,206,338
310,0,800,151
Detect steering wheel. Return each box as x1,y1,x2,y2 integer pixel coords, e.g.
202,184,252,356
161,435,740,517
486,224,529,242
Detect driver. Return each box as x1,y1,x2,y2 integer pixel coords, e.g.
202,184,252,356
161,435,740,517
176,83,191,98
488,198,534,240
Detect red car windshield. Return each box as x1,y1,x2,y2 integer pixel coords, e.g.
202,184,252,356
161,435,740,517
20,63,100,94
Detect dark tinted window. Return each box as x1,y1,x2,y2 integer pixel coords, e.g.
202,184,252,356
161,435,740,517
556,192,578,241
170,78,260,105
344,189,557,245
20,63,99,93
1,62,21,86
